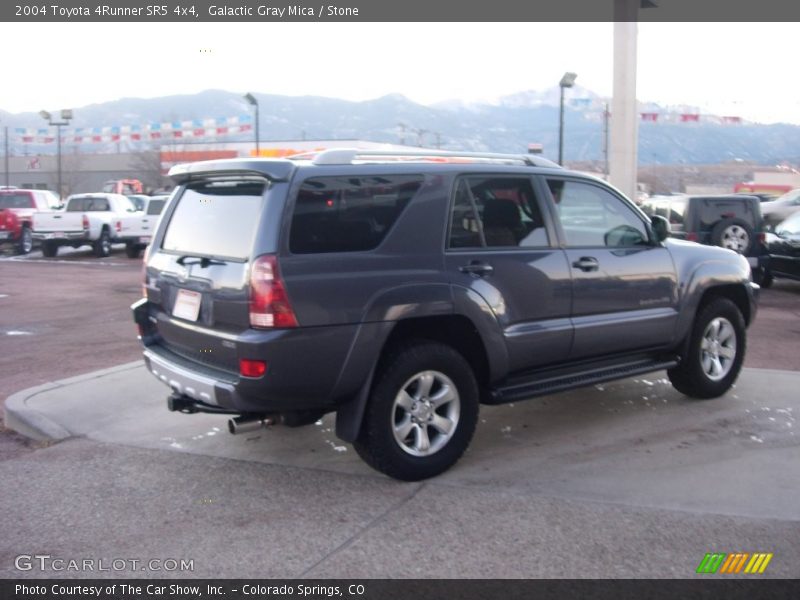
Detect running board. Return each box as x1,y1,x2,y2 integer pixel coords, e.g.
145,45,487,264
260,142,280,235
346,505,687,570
487,357,680,405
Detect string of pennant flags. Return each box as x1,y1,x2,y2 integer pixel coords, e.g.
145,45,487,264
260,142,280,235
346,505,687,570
6,105,745,147
568,97,743,125
9,114,253,145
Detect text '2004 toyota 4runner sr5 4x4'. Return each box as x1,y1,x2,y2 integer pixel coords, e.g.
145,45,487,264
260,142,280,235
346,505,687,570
132,149,759,481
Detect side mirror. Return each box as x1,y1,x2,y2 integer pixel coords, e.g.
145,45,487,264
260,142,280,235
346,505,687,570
650,215,671,243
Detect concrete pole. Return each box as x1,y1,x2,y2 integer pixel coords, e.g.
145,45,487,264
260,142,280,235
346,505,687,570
609,1,639,202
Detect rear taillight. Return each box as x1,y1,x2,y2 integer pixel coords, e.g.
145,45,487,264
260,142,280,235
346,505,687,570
82,214,89,230
115,220,121,233
686,232,699,242
239,359,267,378
249,255,298,328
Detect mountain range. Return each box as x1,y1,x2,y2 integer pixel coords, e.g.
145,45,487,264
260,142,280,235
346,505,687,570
2,87,799,165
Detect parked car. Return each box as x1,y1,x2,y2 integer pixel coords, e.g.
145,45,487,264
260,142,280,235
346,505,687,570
641,194,764,257
0,188,61,254
132,150,758,481
757,211,800,287
114,195,170,258
760,189,800,229
32,193,137,257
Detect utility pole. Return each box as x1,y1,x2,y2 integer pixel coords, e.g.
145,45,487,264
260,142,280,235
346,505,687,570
4,126,9,188
603,103,610,178
397,122,406,145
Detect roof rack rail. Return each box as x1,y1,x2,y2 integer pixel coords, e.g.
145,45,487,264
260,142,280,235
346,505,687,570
291,148,561,169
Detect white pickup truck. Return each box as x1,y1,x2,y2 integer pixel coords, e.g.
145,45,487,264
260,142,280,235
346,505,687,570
32,193,138,257
114,194,169,258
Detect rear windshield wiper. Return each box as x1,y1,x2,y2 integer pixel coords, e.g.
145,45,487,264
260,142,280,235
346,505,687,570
176,255,227,268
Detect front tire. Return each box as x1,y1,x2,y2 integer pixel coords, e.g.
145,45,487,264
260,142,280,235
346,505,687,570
668,297,746,399
354,341,479,481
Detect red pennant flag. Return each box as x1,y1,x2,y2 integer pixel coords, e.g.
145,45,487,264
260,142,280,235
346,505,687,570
680,113,700,122
43,137,55,143
240,124,252,132
92,135,102,142
22,136,33,143
150,132,162,139
216,127,228,135
641,112,659,122
722,116,742,124
172,131,183,138
111,134,120,142
193,128,205,137
131,133,142,141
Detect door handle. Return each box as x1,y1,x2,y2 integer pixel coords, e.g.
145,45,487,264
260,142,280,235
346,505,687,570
572,257,599,272
459,261,494,276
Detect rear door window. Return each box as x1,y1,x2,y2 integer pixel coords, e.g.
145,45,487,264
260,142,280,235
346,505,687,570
161,180,266,260
290,175,422,254
448,176,550,249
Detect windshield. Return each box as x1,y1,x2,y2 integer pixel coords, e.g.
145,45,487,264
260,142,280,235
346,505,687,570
161,180,266,260
773,189,800,204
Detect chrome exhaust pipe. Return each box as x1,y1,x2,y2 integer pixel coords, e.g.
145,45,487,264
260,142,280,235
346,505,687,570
227,415,275,435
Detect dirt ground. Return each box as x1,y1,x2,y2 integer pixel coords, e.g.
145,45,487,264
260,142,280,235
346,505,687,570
2,248,799,457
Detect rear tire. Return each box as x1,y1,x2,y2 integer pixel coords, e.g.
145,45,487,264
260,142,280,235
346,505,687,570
668,297,746,399
759,270,774,288
16,226,33,255
93,229,111,258
711,219,753,254
125,243,142,259
354,341,479,481
41,240,58,258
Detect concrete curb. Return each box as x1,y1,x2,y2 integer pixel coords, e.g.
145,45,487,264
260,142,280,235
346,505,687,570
3,361,142,442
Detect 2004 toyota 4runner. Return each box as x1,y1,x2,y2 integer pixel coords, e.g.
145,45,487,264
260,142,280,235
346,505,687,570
132,149,758,481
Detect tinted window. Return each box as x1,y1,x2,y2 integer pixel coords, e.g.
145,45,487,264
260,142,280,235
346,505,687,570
147,199,166,215
290,175,422,254
448,177,549,249
548,179,648,247
161,180,265,260
0,193,34,209
67,196,112,212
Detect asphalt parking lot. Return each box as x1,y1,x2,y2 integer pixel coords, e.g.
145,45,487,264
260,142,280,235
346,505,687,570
1,246,799,579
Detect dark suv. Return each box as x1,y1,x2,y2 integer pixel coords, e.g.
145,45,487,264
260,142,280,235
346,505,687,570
133,150,758,481
641,194,764,258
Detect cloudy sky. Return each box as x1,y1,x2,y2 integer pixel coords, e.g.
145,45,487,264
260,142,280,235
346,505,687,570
1,22,798,124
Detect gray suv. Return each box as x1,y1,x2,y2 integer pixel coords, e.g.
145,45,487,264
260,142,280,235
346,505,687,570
132,149,758,481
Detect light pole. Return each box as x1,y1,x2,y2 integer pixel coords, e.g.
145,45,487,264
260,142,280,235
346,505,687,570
558,72,577,166
243,93,260,156
39,109,73,199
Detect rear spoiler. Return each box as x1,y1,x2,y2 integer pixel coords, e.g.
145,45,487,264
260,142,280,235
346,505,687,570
168,158,296,184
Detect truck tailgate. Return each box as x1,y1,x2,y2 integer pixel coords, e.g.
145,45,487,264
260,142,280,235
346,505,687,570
33,212,84,232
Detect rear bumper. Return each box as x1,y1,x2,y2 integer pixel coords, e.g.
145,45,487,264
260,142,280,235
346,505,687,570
32,231,88,242
132,298,366,414
0,230,18,243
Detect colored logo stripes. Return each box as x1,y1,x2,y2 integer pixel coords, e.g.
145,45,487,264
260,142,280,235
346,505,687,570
696,552,773,574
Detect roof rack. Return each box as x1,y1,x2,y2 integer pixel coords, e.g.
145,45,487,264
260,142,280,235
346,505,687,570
289,148,561,169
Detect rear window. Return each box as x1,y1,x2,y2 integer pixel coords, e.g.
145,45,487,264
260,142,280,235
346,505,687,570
147,199,166,215
67,196,112,212
290,175,423,254
0,193,34,209
161,180,265,260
